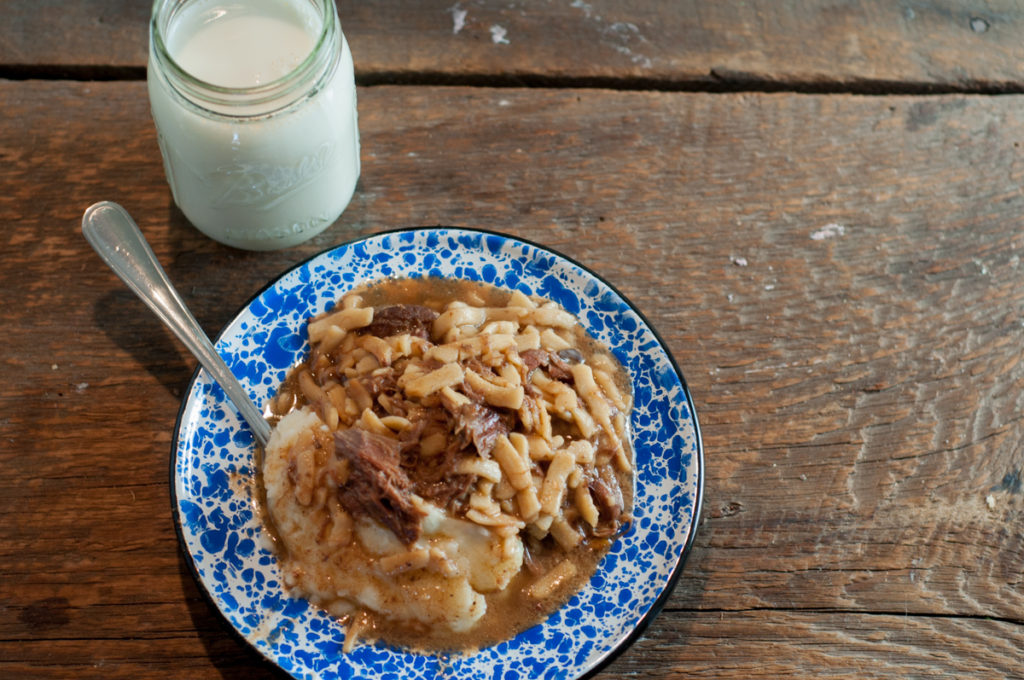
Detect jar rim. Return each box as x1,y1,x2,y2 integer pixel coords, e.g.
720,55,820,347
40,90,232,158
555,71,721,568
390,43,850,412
150,0,337,111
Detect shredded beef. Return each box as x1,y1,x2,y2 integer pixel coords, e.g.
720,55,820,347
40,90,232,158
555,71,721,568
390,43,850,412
362,304,438,339
520,349,545,373
396,411,473,507
557,348,585,365
361,369,399,400
520,348,575,382
521,540,543,576
334,428,424,545
589,473,625,538
413,469,475,509
396,418,429,456
452,359,515,456
452,402,512,457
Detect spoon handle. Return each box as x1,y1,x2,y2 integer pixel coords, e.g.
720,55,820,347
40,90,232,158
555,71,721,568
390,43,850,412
82,201,272,448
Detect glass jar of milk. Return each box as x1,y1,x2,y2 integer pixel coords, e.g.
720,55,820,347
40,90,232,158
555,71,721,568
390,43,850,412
147,0,360,250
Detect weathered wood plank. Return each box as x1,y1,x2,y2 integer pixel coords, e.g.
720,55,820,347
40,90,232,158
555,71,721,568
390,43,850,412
3,609,1022,679
2,1,1023,89
2,80,1024,677
605,609,1024,679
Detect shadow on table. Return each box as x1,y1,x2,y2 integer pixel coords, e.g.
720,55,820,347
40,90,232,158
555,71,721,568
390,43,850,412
92,287,196,398
152,199,318,338
177,550,292,680
89,199,278,401
158,201,266,337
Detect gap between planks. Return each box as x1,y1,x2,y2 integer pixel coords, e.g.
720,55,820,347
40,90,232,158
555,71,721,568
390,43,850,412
660,605,1024,628
2,64,1024,96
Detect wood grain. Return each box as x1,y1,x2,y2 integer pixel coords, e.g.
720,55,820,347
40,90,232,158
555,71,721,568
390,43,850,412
606,610,1024,679
2,79,1024,677
3,1,1024,90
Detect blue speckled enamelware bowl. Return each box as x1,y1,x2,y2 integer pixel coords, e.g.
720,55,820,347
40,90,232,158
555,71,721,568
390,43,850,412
172,227,703,680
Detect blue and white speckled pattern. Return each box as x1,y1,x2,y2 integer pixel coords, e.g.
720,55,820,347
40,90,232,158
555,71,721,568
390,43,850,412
173,228,703,680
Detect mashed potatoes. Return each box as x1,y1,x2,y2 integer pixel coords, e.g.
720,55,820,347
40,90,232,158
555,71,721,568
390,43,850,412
265,407,522,633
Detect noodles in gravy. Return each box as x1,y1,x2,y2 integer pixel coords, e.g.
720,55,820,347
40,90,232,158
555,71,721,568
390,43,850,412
259,277,633,651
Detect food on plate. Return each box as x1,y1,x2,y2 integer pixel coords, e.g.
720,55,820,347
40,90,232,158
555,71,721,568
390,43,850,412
260,277,633,651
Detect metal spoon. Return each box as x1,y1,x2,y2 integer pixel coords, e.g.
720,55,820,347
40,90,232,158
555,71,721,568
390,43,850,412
82,201,272,448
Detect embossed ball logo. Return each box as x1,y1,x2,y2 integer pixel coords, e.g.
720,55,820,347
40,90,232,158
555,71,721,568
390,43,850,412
210,142,336,210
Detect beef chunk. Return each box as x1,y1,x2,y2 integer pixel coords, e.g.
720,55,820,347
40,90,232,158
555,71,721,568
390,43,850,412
363,304,438,339
334,428,424,544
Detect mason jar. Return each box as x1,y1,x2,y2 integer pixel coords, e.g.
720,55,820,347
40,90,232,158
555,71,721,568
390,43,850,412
147,0,360,250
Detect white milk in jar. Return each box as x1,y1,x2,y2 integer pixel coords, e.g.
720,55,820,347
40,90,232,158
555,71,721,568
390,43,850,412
147,0,359,250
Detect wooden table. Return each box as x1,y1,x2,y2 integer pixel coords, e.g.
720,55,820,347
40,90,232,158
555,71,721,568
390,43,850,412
3,1,1023,677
